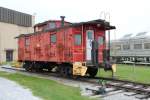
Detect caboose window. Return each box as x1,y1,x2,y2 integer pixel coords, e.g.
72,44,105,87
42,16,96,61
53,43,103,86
98,36,103,45
50,34,56,43
74,34,81,45
48,22,56,29
87,31,93,39
25,37,30,47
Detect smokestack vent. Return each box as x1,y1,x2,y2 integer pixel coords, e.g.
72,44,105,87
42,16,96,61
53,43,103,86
60,16,65,27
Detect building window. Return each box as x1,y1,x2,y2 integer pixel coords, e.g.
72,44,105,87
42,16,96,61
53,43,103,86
74,34,81,45
123,44,130,50
98,36,103,45
6,50,13,62
115,45,122,50
134,44,142,49
25,37,30,47
50,34,56,43
144,43,150,49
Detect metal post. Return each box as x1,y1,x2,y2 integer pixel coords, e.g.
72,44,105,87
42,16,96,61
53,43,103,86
105,13,111,59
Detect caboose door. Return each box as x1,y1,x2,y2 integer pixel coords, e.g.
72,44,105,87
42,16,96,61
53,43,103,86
86,30,94,62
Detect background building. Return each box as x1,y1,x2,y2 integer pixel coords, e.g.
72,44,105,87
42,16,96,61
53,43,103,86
0,7,34,62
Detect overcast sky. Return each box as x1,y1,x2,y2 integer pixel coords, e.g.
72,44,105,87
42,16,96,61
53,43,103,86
1,0,150,39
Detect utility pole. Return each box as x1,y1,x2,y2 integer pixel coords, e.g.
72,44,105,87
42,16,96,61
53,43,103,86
100,11,111,59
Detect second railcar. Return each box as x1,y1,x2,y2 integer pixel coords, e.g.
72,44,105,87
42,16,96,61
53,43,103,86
110,32,150,64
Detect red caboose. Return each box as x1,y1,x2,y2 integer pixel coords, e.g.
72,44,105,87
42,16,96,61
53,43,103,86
17,16,115,77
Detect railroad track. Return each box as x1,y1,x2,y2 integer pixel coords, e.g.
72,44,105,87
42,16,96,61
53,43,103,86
105,80,150,99
1,66,150,100
81,77,150,99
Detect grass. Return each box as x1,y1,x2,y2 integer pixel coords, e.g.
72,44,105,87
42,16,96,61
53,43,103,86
98,64,150,84
0,71,94,100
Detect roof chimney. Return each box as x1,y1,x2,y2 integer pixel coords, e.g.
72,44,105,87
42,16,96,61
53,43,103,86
60,16,65,27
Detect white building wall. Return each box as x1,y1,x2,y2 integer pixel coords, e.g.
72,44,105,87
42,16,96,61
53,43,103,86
0,22,33,62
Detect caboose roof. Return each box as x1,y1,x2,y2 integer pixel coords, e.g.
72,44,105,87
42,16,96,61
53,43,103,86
34,20,72,27
72,19,115,29
16,19,116,38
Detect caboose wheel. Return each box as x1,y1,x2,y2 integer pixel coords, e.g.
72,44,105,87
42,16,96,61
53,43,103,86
23,62,33,72
60,67,67,77
47,67,52,72
66,67,73,77
23,63,29,71
87,68,98,77
34,63,43,72
59,65,72,77
46,64,55,72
